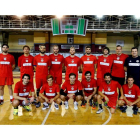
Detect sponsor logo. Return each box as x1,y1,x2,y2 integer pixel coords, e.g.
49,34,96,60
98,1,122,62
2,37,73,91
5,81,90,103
87,57,90,61
136,60,139,63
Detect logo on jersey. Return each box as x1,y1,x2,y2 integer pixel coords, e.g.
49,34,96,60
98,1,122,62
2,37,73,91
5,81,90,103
128,90,131,94
49,89,52,92
136,60,139,63
71,60,74,63
26,60,28,62
104,59,106,62
23,89,26,92
117,57,120,60
88,84,90,88
129,60,132,62
41,59,44,62
87,57,90,61
71,86,74,90
4,57,6,60
108,87,111,91
55,59,57,61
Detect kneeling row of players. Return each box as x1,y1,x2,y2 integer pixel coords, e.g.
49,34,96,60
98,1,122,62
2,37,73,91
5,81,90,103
12,71,140,116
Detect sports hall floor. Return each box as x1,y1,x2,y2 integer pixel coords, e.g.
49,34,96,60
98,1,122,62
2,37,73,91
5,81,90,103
0,72,140,125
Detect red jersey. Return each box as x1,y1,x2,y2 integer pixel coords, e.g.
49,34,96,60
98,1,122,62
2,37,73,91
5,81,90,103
34,54,51,78
111,53,128,78
65,55,81,80
122,84,140,102
99,80,121,99
97,55,113,79
81,78,97,96
0,53,15,78
61,80,82,94
18,55,34,76
40,83,60,99
14,81,34,98
49,54,64,77
81,55,97,78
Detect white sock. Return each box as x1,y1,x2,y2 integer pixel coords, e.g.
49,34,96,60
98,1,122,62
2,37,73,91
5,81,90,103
74,101,78,104
65,101,68,104
54,102,58,105
43,102,48,106
10,96,13,99
0,96,3,100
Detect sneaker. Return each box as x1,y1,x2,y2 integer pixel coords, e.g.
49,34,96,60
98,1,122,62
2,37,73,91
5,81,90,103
104,101,108,106
81,100,86,108
32,99,37,104
64,101,69,109
96,108,103,114
92,104,96,110
35,102,41,108
13,109,18,115
89,99,93,106
23,105,31,111
42,103,49,110
54,103,59,110
0,100,4,105
121,106,127,113
74,101,78,110
133,107,138,115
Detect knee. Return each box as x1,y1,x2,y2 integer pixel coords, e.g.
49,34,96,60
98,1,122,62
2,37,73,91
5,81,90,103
55,98,62,104
60,95,66,101
39,97,44,103
8,85,12,89
110,109,115,114
118,100,124,106
12,100,19,107
0,86,4,90
136,102,140,108
97,94,101,100
76,95,82,101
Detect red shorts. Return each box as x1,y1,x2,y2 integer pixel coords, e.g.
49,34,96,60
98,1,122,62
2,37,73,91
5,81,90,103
102,97,117,109
97,78,104,87
53,76,62,85
35,77,47,89
0,77,14,86
84,92,93,97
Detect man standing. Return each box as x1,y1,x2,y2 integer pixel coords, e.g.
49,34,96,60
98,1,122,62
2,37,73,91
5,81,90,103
81,46,97,80
34,45,51,108
97,73,123,114
39,75,61,110
12,74,35,115
0,44,15,104
124,47,140,87
60,73,83,110
65,47,81,81
81,71,97,109
49,45,64,88
18,45,34,83
118,76,140,115
111,45,128,86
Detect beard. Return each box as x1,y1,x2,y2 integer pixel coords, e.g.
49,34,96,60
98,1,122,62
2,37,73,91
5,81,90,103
3,50,8,53
86,53,90,55
40,50,45,54
106,80,110,84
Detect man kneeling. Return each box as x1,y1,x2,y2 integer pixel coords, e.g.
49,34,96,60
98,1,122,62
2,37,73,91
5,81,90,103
60,73,83,110
118,76,140,115
12,74,35,115
39,75,61,110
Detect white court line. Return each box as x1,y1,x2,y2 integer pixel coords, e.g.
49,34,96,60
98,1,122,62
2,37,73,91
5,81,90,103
102,107,112,125
41,104,53,125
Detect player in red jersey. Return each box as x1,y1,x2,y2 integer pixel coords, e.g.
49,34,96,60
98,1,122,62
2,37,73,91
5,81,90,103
60,73,83,110
39,75,61,110
34,45,51,108
12,74,35,115
81,71,97,109
18,45,34,83
65,47,81,81
118,76,140,115
81,46,97,80
49,45,64,88
111,45,128,87
97,47,113,87
0,44,15,105
97,73,123,114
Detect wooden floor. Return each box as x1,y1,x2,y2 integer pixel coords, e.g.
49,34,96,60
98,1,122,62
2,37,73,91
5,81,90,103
0,72,140,125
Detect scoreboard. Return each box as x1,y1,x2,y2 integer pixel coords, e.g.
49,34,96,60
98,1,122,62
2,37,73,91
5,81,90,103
51,17,88,36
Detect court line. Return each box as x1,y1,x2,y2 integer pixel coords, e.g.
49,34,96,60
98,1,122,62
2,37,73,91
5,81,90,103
41,104,53,125
102,107,112,125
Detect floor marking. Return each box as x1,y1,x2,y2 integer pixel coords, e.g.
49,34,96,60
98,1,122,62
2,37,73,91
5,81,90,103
41,104,53,125
102,107,112,125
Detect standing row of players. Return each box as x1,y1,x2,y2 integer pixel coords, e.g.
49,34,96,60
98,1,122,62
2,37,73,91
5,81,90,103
0,44,140,115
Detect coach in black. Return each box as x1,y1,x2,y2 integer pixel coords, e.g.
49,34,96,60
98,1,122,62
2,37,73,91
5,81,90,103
124,47,140,88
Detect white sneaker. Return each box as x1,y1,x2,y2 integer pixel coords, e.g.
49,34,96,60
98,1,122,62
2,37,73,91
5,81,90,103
96,108,103,114
54,103,59,110
74,101,78,110
65,101,69,109
42,103,49,110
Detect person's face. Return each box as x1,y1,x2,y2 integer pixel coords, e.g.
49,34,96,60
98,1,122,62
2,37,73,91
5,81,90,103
85,73,91,81
127,78,134,85
22,76,30,85
53,46,59,54
116,47,122,55
2,45,9,53
104,76,111,84
70,48,75,55
103,49,108,55
131,49,138,57
39,46,46,54
85,48,91,55
47,78,53,85
23,47,30,54
69,75,76,83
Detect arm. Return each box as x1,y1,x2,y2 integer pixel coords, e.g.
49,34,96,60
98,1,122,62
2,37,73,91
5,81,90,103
119,87,124,99
131,96,140,106
39,92,49,102
98,91,109,102
13,93,29,104
124,66,127,72
12,64,15,70
87,87,97,100
81,64,83,72
33,66,36,71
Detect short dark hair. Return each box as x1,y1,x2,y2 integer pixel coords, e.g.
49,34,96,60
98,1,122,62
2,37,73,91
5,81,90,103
23,45,30,50
86,46,91,49
2,44,9,48
116,45,122,48
85,71,91,76
39,44,46,48
69,73,76,78
127,75,134,80
131,47,138,52
103,47,110,54
22,74,30,80
104,73,112,79
47,75,53,80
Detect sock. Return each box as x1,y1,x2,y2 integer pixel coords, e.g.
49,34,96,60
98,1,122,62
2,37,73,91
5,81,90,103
10,96,13,99
43,102,48,106
59,102,62,105
0,96,3,100
54,102,58,105
99,104,103,109
14,107,18,109
123,105,126,107
74,101,77,104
